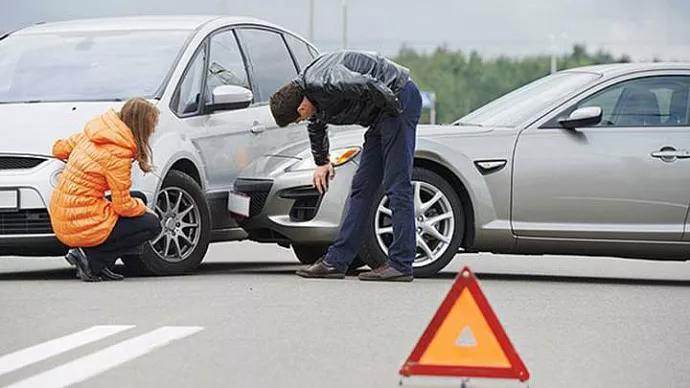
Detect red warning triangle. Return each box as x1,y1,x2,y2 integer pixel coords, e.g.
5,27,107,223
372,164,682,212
400,267,530,382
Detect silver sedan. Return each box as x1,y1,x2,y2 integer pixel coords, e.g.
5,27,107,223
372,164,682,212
230,62,690,277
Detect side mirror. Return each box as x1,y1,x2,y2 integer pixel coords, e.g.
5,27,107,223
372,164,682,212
207,85,253,113
558,106,602,129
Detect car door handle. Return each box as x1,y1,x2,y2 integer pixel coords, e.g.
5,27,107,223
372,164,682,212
651,148,690,161
250,121,266,134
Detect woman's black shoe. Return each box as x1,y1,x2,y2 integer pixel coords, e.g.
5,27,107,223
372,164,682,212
64,249,77,266
74,248,101,282
100,268,124,281
65,249,82,279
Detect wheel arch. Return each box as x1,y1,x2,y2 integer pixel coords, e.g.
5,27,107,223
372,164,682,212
169,159,202,187
154,155,207,195
414,157,476,250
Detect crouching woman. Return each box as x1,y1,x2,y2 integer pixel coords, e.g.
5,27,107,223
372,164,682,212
49,97,163,282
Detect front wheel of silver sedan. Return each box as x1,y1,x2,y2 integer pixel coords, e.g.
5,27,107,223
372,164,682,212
359,167,465,278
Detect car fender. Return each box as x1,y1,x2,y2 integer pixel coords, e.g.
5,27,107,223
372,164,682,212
415,137,496,223
130,130,207,204
413,137,514,250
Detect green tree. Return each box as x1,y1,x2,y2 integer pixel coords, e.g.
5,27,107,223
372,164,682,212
393,44,642,123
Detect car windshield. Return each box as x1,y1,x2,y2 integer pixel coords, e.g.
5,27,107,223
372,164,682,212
454,71,601,127
0,29,192,103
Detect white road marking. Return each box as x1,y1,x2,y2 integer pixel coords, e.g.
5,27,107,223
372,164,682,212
5,326,204,388
0,325,134,377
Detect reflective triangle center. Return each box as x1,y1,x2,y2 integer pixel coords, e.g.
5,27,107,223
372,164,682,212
419,288,511,368
456,326,477,347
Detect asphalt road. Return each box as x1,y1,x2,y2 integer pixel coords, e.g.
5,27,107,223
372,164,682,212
1,242,690,388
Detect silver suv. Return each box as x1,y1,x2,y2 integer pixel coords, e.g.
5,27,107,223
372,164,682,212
0,15,319,275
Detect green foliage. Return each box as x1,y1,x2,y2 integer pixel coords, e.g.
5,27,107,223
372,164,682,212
393,44,634,123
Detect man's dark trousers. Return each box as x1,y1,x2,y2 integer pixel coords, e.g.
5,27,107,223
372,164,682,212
324,80,422,274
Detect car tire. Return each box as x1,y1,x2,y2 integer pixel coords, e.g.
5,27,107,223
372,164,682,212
359,167,465,278
122,170,211,276
292,244,370,270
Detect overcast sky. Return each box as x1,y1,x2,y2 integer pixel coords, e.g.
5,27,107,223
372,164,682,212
3,0,688,61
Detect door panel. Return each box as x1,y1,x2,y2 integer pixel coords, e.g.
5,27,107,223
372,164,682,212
171,30,260,193
195,29,262,192
512,75,690,241
191,106,269,192
235,28,310,157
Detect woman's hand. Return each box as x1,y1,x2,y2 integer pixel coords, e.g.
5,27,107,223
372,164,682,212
145,207,159,218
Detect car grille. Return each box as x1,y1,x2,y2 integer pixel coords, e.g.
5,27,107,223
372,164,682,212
279,187,323,222
233,179,273,217
0,209,53,235
0,156,47,170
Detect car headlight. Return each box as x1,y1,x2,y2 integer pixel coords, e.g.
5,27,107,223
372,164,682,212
287,147,361,172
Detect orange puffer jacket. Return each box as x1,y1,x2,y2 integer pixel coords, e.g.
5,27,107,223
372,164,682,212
49,109,147,248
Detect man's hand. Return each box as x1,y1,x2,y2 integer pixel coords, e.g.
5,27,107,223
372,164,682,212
312,163,335,194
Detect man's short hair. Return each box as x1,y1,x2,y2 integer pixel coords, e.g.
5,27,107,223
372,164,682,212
270,82,304,127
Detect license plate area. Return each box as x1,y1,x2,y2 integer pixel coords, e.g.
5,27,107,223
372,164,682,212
0,189,19,212
228,191,250,217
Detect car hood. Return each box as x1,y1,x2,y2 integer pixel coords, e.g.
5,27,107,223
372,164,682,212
264,123,492,159
419,123,492,136
265,125,364,160
0,101,138,156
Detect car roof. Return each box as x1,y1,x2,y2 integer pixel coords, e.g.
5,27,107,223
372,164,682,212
562,62,690,78
12,15,275,35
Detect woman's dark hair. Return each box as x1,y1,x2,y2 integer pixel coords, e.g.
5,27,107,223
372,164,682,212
270,82,304,127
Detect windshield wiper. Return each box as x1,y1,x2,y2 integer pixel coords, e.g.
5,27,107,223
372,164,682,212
0,100,45,104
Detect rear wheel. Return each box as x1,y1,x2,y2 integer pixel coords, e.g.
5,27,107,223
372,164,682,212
122,170,211,276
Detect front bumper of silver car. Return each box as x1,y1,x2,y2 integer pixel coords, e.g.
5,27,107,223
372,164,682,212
230,157,358,246
0,155,67,256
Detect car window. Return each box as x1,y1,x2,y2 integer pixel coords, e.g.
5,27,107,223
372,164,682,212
284,34,316,72
204,29,250,105
307,45,318,58
576,76,690,127
172,44,207,116
236,28,299,102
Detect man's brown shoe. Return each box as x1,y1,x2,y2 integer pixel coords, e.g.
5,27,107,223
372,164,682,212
296,259,346,279
358,264,413,282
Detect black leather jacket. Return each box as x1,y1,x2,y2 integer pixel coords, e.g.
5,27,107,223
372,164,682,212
292,50,410,166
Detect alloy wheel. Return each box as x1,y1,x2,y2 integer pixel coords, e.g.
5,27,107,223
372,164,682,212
150,187,201,263
374,181,455,267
